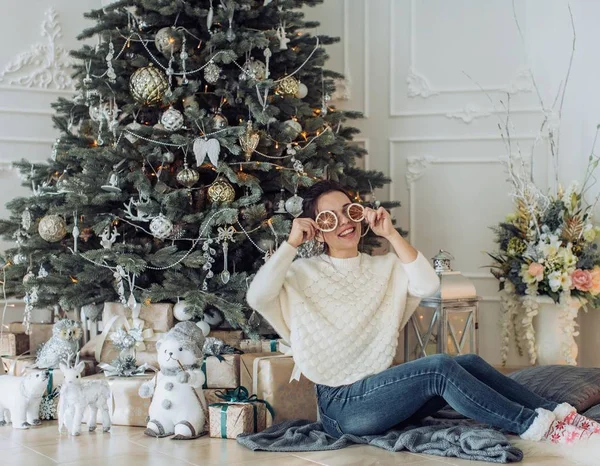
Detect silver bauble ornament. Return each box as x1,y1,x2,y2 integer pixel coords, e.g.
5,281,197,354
160,107,184,131
149,214,174,239
155,27,182,57
211,113,228,129
176,166,199,188
173,300,193,321
283,119,302,139
13,253,26,265
203,62,221,84
23,271,35,284
241,59,266,81
129,66,169,106
162,151,175,163
296,82,308,99
38,215,67,242
285,194,304,218
207,179,236,203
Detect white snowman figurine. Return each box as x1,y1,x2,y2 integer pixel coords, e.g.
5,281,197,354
139,321,207,439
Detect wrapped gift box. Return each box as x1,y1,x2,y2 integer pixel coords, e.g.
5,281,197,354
202,354,240,389
80,302,174,367
239,338,283,354
240,353,317,425
28,323,54,355
84,373,154,427
0,332,29,356
209,402,267,439
2,322,56,357
209,330,243,349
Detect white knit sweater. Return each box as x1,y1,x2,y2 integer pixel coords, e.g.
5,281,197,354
246,242,440,387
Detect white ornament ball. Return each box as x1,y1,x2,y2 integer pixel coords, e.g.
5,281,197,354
173,300,193,321
149,214,174,239
38,215,67,242
160,107,184,131
296,83,308,99
196,320,211,337
162,151,175,163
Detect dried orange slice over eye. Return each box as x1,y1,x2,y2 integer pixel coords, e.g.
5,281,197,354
316,210,338,232
347,203,365,222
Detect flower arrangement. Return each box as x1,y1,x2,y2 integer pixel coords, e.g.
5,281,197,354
489,157,600,365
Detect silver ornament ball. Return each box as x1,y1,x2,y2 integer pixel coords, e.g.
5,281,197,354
149,214,174,239
211,113,228,129
176,166,199,188
285,194,304,218
204,62,221,84
155,27,182,57
38,215,67,242
160,107,184,131
162,151,175,163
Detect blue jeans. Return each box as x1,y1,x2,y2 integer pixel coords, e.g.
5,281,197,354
316,354,557,438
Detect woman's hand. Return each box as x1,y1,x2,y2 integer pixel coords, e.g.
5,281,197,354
287,218,319,248
364,207,397,239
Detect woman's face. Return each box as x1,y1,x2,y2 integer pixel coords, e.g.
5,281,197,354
315,190,361,256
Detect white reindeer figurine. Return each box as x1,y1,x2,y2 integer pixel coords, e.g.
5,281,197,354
58,356,111,435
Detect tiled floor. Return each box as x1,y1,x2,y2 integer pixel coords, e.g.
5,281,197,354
0,422,569,465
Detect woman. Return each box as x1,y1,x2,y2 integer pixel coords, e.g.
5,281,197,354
247,180,599,445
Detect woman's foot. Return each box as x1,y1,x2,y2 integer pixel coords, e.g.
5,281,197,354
543,419,594,444
554,402,600,434
521,408,594,444
563,412,600,434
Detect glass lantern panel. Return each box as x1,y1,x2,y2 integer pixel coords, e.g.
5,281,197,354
404,303,441,361
445,306,477,356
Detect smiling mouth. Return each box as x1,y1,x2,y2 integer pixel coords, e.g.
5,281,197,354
338,227,355,238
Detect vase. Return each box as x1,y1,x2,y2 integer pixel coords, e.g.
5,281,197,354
533,296,580,365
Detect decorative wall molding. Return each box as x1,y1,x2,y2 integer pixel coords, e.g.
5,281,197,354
446,104,492,123
0,136,55,144
0,107,54,116
389,0,533,119
335,0,369,116
0,8,75,90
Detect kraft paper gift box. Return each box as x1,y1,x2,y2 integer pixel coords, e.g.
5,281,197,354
209,330,244,349
209,401,268,439
240,353,317,426
239,338,283,354
81,302,173,367
2,322,53,356
202,354,241,389
28,323,55,355
0,332,29,356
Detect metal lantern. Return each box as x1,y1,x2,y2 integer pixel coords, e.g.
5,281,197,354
404,250,481,361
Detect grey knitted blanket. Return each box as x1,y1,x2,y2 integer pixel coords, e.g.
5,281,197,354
237,418,523,463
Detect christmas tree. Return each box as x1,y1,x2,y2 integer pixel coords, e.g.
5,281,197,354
0,0,394,336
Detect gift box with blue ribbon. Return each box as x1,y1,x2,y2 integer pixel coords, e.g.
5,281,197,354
208,386,274,439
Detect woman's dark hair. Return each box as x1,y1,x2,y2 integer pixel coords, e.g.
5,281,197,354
300,180,352,219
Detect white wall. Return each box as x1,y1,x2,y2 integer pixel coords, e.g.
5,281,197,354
1,1,599,365
304,0,600,367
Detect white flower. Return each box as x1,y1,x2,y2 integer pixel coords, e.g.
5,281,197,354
548,271,563,292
